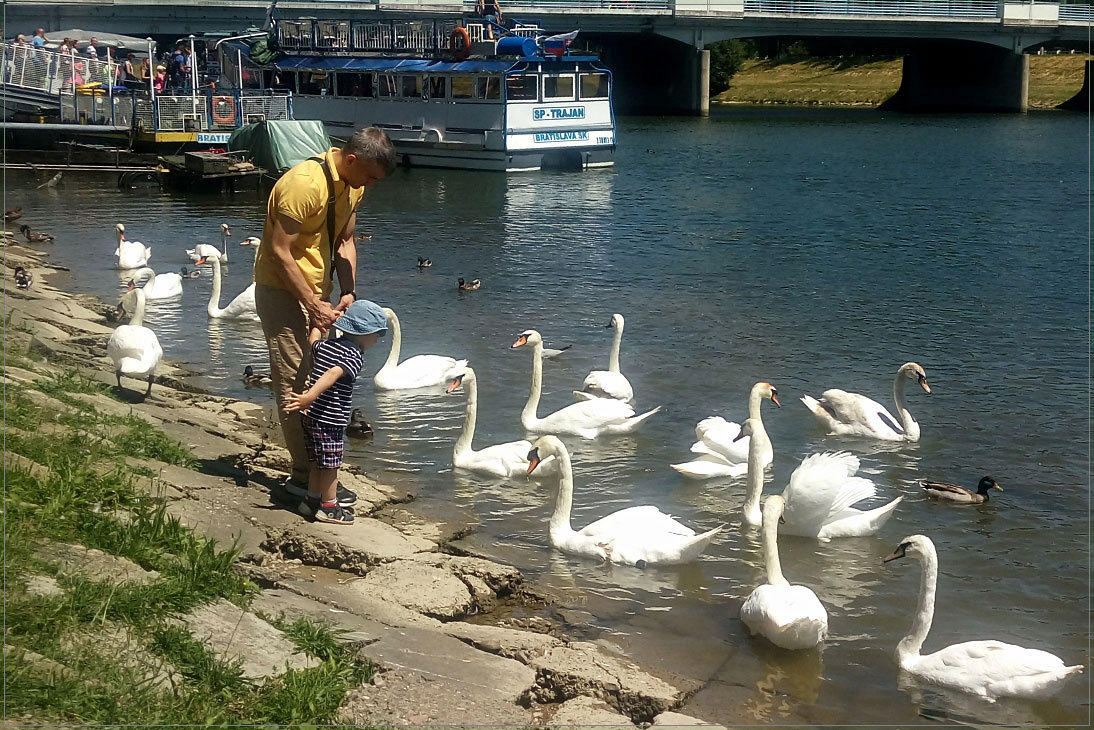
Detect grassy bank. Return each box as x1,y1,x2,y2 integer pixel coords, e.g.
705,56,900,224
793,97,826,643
3,344,372,726
715,54,1090,109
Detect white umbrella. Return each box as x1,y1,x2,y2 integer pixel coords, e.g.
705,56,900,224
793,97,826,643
43,28,151,50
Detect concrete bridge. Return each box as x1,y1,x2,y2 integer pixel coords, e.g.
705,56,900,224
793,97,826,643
7,0,1092,113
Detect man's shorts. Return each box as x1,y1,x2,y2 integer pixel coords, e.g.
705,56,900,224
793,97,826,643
301,415,345,469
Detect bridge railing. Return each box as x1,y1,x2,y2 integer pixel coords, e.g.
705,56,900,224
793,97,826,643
739,0,997,16
1058,2,1094,20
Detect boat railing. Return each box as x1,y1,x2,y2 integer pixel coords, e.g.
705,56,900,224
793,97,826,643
276,17,521,54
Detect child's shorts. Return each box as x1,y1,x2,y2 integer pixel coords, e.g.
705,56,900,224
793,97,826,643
301,415,345,469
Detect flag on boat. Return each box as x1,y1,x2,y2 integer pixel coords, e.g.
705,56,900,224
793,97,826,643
542,30,579,58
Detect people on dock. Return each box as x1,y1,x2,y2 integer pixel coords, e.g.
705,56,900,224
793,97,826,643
252,127,396,510
153,63,167,93
85,37,99,58
31,28,47,50
282,299,388,524
476,0,504,38
123,53,139,89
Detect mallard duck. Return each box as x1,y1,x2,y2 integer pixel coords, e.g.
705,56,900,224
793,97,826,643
242,365,272,387
417,256,432,269
457,278,481,291
180,266,201,279
921,476,1002,504
355,233,372,242
14,266,32,290
19,225,53,243
4,207,22,222
347,408,373,438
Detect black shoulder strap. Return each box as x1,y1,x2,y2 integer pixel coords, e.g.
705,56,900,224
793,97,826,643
308,156,337,281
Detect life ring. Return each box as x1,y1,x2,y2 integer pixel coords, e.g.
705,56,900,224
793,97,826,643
449,27,471,60
212,96,236,125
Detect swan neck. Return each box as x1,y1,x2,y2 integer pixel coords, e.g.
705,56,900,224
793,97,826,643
133,267,155,286
743,413,769,524
762,508,788,586
522,340,543,426
130,290,147,327
549,445,575,536
747,387,763,420
221,230,228,260
455,377,477,456
900,548,937,662
380,312,402,373
608,324,622,373
207,259,224,316
893,372,912,433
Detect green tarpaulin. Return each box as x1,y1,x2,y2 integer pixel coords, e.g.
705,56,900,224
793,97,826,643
228,120,330,174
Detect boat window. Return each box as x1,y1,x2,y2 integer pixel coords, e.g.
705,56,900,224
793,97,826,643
475,76,501,100
378,74,397,97
298,71,328,96
336,72,374,97
266,70,295,92
451,76,474,99
428,76,446,100
506,74,538,101
579,72,609,100
543,74,575,101
400,75,422,99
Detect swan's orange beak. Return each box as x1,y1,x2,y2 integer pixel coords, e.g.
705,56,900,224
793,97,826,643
526,448,541,474
771,394,781,407
445,375,464,394
918,376,932,395
511,334,528,349
195,257,207,266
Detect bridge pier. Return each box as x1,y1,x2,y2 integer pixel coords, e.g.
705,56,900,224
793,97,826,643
596,35,711,116
881,42,1030,113
1058,59,1091,111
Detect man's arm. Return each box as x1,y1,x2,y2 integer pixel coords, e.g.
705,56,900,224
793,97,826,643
268,212,341,331
333,211,357,313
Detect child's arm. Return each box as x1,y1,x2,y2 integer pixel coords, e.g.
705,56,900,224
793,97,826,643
283,364,345,413
307,325,322,345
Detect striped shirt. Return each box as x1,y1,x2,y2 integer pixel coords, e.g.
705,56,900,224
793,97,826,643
303,337,364,427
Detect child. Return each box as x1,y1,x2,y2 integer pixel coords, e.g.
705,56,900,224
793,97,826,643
283,299,388,525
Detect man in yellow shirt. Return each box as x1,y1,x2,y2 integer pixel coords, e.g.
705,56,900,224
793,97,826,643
254,127,396,506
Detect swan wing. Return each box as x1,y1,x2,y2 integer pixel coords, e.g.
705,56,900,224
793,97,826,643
147,273,183,299
813,389,905,438
107,325,163,376
912,641,1083,699
534,397,635,433
458,439,533,477
741,584,828,650
671,454,747,480
603,525,722,566
223,282,259,320
781,452,876,534
580,370,634,402
580,505,696,538
693,417,749,463
816,496,902,540
597,405,661,436
388,355,468,389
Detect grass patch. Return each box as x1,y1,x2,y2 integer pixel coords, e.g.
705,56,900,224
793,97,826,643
3,364,376,725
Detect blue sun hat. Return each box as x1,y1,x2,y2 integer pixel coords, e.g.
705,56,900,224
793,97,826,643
334,299,388,338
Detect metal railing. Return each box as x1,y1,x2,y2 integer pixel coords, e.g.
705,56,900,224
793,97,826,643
1059,3,1094,20
277,17,533,54
741,0,997,16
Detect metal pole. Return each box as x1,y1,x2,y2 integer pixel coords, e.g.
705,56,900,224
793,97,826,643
237,48,245,127
148,38,158,132
189,34,199,128
107,47,115,125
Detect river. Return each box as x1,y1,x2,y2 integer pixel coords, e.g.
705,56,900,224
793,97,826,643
6,106,1088,725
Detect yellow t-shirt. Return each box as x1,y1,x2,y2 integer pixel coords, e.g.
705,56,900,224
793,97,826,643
253,147,366,298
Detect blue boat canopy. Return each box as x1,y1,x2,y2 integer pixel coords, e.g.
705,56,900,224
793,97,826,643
273,56,518,73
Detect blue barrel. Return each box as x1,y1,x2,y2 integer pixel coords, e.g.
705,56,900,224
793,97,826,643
497,36,537,57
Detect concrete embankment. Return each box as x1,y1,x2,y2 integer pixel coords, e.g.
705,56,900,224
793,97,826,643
3,242,728,728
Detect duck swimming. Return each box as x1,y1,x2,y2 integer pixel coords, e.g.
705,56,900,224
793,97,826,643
921,476,1002,504
14,267,32,290
417,256,432,269
457,278,481,291
346,408,374,438
242,365,272,387
19,225,53,243
5,207,22,222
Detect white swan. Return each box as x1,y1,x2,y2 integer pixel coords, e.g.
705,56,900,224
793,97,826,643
574,313,633,403
779,451,902,541
740,495,828,650
128,267,183,300
512,330,660,439
672,381,781,480
114,223,151,270
202,256,258,321
446,366,557,478
528,435,722,566
731,383,781,526
884,535,1083,701
107,288,163,396
187,223,231,263
373,307,467,390
801,362,931,442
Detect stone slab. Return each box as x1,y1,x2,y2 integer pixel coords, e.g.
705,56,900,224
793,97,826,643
355,624,537,704
5,451,54,482
163,494,270,564
530,642,689,724
24,574,63,598
652,710,729,728
548,695,637,729
270,518,433,572
35,542,160,585
2,365,45,383
442,622,561,663
249,588,384,647
337,669,533,728
68,392,139,419
356,560,473,620
172,598,320,680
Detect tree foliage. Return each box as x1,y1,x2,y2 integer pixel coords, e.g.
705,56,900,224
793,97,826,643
707,39,755,95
